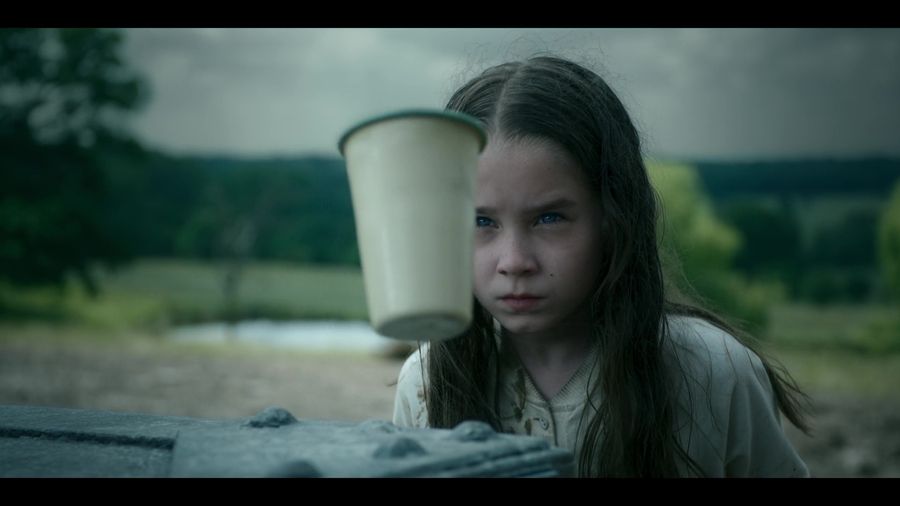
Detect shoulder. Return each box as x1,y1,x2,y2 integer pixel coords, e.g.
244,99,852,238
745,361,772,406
397,343,429,387
664,315,809,477
663,314,774,427
392,344,430,429
664,315,769,391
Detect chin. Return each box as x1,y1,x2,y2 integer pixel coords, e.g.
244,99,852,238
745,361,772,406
493,313,554,336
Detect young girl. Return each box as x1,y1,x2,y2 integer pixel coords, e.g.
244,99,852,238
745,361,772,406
392,55,811,477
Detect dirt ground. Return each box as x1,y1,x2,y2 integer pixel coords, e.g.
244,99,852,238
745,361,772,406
1,337,898,477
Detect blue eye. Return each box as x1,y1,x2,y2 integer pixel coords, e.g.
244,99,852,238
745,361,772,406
476,216,495,228
537,212,564,225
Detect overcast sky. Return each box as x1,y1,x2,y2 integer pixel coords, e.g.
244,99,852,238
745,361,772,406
121,28,900,161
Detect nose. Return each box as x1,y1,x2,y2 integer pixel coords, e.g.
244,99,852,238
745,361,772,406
496,231,538,277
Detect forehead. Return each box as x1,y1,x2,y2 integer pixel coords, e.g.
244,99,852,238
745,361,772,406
476,136,592,205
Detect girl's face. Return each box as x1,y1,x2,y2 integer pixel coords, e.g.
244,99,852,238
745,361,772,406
474,135,604,339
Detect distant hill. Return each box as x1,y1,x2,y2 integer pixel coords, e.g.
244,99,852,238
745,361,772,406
117,153,899,274
186,155,900,200
188,155,900,200
693,158,900,200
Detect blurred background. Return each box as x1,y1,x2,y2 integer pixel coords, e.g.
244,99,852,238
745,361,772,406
1,28,899,477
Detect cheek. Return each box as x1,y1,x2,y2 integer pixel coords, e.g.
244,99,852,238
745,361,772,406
554,233,602,284
472,247,492,292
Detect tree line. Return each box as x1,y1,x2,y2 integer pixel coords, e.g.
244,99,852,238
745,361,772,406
3,28,900,316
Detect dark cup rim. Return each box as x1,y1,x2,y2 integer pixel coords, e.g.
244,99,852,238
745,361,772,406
337,109,488,156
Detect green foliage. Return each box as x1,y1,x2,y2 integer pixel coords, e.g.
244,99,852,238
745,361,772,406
719,199,802,285
176,157,360,267
97,148,205,258
798,268,877,305
774,346,900,398
879,180,900,299
53,148,361,270
647,161,783,334
652,162,741,272
97,259,368,324
859,317,900,355
770,303,900,356
0,28,148,146
697,159,894,305
0,28,149,294
859,179,900,357
810,207,880,269
696,158,900,199
1,142,122,293
0,259,369,331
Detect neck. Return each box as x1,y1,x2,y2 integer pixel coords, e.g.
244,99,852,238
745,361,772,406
505,304,593,370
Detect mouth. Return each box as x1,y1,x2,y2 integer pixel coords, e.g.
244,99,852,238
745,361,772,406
498,294,543,312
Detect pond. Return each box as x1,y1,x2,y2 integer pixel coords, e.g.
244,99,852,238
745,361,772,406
168,320,401,354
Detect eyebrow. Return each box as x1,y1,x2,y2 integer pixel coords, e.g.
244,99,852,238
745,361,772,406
476,198,577,216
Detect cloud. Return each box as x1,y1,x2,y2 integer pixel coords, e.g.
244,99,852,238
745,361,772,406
121,28,900,160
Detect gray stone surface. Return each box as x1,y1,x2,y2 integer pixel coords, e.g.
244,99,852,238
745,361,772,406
0,404,226,477
1,404,574,477
0,438,172,478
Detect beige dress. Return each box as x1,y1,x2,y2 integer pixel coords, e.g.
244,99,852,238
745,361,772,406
392,315,810,477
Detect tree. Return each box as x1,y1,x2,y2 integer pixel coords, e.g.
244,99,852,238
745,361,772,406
811,208,880,269
174,164,299,329
0,28,149,295
720,199,802,280
647,161,783,334
879,180,900,300
860,181,900,353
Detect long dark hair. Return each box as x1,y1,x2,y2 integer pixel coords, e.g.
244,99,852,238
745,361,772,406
425,55,811,477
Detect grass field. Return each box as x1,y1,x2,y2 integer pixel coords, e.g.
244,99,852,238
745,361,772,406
2,259,897,477
771,346,900,399
767,302,899,353
2,258,898,395
0,258,368,331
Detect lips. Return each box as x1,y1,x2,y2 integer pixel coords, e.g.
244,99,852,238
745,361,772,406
499,294,543,312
